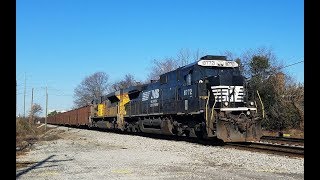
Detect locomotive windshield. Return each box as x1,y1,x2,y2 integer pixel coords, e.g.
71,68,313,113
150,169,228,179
202,67,241,77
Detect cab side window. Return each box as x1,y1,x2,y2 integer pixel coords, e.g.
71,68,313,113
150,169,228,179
186,73,191,85
184,70,193,86
160,74,167,84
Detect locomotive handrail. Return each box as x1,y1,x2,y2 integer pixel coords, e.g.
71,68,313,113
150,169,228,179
205,90,210,123
256,90,265,119
210,93,217,121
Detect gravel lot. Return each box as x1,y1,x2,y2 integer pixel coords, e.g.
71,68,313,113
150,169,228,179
16,125,304,180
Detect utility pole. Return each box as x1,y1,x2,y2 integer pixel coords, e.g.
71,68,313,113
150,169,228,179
45,86,48,131
24,72,26,118
29,88,33,124
16,80,17,118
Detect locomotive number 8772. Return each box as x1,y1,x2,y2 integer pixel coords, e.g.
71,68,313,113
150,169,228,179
91,55,262,142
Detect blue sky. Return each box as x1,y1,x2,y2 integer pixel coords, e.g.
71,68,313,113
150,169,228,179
16,0,304,116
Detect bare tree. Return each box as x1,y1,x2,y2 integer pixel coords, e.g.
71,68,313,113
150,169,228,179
283,78,304,129
147,57,179,81
29,103,43,117
29,103,43,124
146,48,206,82
222,50,236,60
192,48,204,62
73,72,109,108
240,46,281,79
221,47,282,79
176,48,206,67
109,74,140,92
176,48,192,66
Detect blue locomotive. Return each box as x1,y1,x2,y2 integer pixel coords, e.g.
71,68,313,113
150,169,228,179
91,55,262,142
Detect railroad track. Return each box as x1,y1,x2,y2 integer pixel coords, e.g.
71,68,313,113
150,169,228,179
225,136,304,157
53,125,305,157
118,130,304,157
260,136,304,145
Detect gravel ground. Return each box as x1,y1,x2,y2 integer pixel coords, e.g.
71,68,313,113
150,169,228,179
16,125,304,180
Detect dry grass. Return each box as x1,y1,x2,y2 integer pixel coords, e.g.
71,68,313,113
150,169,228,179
16,161,37,169
16,118,58,156
262,128,304,138
283,128,304,138
16,118,63,169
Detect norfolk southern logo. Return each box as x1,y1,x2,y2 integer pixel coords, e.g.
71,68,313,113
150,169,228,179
210,86,244,102
142,89,159,101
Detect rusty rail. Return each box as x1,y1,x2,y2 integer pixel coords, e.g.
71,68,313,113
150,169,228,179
225,141,304,156
260,136,304,143
259,136,304,147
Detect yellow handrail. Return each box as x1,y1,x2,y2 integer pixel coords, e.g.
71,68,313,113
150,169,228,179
256,90,265,119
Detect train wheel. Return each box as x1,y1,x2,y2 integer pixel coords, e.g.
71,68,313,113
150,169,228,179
131,125,137,133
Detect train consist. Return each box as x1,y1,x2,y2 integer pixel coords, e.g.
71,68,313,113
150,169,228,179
48,55,262,142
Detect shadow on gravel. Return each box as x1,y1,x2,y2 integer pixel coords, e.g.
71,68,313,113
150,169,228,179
16,155,74,178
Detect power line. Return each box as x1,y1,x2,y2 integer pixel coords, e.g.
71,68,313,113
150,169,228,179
50,93,73,97
278,60,304,70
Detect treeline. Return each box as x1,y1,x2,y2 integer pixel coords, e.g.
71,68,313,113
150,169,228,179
224,47,303,131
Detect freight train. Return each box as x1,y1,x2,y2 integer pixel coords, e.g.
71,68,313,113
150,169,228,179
48,55,263,142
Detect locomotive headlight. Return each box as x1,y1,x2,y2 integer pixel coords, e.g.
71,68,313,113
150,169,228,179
247,111,251,115
249,101,254,106
224,102,229,107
